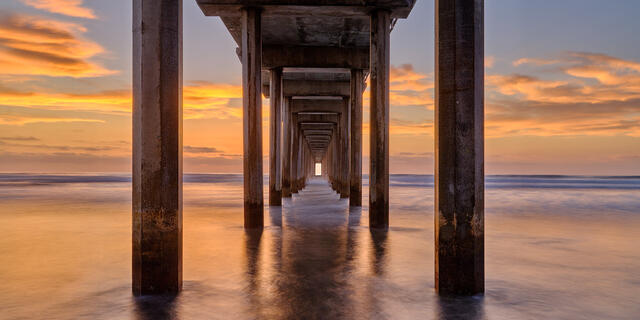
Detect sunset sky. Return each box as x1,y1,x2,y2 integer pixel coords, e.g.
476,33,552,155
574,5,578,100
0,0,639,174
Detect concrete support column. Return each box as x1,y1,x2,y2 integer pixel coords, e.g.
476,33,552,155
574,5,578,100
242,7,263,228
327,137,333,186
435,0,485,295
328,134,333,188
369,10,391,228
336,117,343,194
132,0,183,296
298,133,304,189
269,68,283,206
290,115,299,193
350,69,364,206
331,127,338,191
282,98,292,197
304,144,310,183
322,155,328,177
340,99,350,198
298,138,302,189
309,149,312,178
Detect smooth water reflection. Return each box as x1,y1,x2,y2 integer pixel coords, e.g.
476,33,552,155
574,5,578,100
1,175,639,319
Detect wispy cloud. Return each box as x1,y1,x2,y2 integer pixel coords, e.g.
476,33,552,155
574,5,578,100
183,81,242,119
0,135,39,141
389,118,433,135
486,55,495,68
184,145,222,154
0,13,113,77
0,80,245,124
0,139,117,152
488,52,640,137
0,114,104,125
389,64,434,109
21,0,96,19
0,87,130,113
513,57,562,67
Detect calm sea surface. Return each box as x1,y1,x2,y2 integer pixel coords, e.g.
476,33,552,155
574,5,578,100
0,174,639,319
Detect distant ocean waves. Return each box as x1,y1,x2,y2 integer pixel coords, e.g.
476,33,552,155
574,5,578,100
389,174,640,190
0,173,639,190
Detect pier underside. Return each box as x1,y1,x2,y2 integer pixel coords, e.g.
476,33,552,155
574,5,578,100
133,0,484,296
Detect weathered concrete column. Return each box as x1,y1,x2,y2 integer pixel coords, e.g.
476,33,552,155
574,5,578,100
335,116,343,194
290,115,299,193
297,132,304,189
242,7,263,228
330,127,338,191
322,155,328,177
282,98,292,197
328,129,332,187
269,68,283,206
302,142,311,187
350,69,364,206
369,10,391,228
340,99,350,198
435,0,485,295
132,0,182,296
327,134,333,186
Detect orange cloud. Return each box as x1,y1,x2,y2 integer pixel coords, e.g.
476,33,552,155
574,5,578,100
363,64,434,110
21,0,96,19
390,118,433,135
0,80,245,123
0,114,104,125
513,57,562,67
362,118,433,136
389,64,434,109
0,87,130,113
183,81,242,119
486,52,640,137
486,99,640,137
488,74,587,104
0,14,113,77
485,56,495,68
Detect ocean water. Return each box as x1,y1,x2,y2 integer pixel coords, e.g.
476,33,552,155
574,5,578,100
0,174,639,319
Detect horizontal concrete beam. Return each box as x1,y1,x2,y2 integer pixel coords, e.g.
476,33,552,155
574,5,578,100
262,70,354,98
304,129,333,135
306,139,331,143
284,70,351,81
296,113,339,124
284,80,351,97
300,122,335,127
308,138,329,142
291,99,345,114
197,1,415,18
263,46,369,69
306,134,331,138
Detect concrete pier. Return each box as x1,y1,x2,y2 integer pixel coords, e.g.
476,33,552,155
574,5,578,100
349,69,364,207
369,10,391,228
127,0,462,298
290,114,300,194
435,0,485,295
269,68,283,206
241,7,263,228
282,97,292,197
132,0,183,295
340,98,350,198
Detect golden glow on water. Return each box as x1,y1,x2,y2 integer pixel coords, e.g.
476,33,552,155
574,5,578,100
0,177,639,319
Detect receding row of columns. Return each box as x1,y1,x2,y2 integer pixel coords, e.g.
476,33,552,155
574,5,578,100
133,0,484,297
